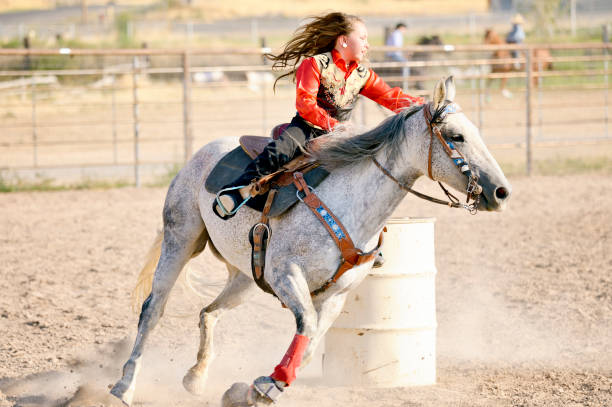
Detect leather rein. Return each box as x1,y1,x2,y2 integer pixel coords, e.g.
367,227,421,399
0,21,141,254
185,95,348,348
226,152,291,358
372,102,482,215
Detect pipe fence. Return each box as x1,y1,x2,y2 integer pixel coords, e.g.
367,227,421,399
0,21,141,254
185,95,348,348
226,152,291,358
0,42,610,185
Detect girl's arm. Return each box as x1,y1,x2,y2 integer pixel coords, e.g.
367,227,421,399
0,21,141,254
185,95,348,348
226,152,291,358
360,69,424,112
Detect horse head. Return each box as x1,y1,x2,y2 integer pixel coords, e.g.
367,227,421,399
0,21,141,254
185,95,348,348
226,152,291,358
423,76,511,211
484,28,502,45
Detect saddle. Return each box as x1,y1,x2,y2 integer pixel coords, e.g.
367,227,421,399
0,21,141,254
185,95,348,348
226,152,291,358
204,131,383,301
204,134,329,218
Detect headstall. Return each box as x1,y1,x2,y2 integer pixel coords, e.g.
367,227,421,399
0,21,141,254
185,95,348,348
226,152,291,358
373,102,482,215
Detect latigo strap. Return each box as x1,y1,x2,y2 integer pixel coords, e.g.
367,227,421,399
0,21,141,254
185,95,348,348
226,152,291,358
292,172,384,295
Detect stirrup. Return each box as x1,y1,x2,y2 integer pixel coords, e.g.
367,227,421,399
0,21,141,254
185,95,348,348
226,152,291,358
214,185,251,219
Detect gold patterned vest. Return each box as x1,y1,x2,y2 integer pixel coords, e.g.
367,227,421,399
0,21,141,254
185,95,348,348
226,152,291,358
312,52,371,122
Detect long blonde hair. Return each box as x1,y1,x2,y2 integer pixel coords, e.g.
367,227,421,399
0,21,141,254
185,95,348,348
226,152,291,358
267,12,363,90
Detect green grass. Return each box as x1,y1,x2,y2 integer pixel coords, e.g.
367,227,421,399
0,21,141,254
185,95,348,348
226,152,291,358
0,163,182,193
147,163,182,187
0,173,131,192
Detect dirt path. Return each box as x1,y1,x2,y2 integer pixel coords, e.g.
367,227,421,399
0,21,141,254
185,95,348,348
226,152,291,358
0,173,610,406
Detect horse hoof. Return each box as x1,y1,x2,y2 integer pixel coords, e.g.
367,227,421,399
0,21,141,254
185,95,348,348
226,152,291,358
251,376,282,404
110,379,135,406
182,368,207,395
221,382,255,407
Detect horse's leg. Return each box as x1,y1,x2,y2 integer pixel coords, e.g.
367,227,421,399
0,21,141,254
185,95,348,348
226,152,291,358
111,208,206,405
223,263,317,406
300,293,348,367
183,265,256,394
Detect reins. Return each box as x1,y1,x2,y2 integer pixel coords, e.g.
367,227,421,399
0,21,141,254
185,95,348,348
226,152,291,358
373,102,482,215
371,156,473,211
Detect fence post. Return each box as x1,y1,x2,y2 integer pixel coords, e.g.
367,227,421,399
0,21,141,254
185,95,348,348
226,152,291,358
537,59,543,140
111,74,118,164
478,64,484,137
261,39,268,136
132,56,140,187
570,0,577,37
525,47,534,176
182,51,193,161
603,24,609,138
31,74,38,167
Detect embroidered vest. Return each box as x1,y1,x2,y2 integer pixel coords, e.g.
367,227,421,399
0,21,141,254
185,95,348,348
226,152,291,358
312,52,371,123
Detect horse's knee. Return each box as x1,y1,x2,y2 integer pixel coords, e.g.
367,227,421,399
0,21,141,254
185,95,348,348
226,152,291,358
296,313,317,337
137,292,167,326
136,295,154,327
198,306,217,328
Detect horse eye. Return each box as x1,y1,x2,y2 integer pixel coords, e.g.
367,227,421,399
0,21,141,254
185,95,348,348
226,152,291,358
447,134,464,143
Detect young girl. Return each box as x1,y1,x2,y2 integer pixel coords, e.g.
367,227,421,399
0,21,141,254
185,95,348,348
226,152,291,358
214,12,424,219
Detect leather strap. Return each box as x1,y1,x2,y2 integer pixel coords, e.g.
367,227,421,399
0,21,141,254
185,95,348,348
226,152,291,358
249,158,319,196
423,104,465,180
422,103,480,212
423,105,436,180
293,172,385,295
250,188,277,295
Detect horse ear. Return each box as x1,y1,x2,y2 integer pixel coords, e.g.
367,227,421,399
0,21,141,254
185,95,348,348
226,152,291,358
432,77,446,111
444,76,456,101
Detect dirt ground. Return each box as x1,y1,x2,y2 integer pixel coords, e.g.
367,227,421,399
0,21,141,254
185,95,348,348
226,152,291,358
0,169,611,407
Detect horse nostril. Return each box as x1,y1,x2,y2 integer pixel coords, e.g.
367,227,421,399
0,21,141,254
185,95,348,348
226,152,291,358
495,187,509,200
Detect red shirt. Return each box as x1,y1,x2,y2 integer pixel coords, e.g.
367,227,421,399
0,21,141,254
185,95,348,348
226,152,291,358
295,49,424,131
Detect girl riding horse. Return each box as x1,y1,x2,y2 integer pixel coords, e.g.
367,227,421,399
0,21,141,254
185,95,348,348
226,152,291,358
213,12,424,219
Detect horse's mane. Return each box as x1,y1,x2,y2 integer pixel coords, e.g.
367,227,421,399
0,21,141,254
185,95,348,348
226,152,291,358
308,104,427,170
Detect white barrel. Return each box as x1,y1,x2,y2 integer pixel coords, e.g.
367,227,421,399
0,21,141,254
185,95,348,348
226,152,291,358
323,217,437,387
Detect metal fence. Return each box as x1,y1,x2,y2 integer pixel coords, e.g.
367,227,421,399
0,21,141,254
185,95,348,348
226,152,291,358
0,42,610,185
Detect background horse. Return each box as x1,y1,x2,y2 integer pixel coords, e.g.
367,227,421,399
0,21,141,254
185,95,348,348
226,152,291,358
110,77,511,407
484,28,552,97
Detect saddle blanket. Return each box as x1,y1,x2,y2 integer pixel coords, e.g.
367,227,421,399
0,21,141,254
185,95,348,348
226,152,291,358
204,145,329,218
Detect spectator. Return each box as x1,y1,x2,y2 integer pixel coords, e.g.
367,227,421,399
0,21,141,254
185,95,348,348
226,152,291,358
506,14,525,69
385,22,409,88
385,22,407,62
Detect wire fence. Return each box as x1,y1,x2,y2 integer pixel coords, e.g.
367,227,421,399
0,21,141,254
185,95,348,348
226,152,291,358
0,42,611,185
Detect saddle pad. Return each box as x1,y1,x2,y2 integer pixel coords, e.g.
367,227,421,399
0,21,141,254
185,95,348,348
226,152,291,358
205,146,329,218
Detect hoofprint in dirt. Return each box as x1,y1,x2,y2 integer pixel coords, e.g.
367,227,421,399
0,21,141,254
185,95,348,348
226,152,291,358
0,173,610,406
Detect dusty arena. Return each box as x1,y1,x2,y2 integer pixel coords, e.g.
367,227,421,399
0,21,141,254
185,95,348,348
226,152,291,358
0,169,610,406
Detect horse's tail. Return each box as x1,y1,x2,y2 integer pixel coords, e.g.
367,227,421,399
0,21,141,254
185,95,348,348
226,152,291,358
131,229,165,312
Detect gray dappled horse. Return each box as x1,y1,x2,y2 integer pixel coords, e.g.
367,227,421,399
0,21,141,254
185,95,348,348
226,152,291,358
111,77,511,406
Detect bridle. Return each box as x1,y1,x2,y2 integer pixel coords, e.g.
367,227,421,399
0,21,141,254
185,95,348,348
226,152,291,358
372,102,482,215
